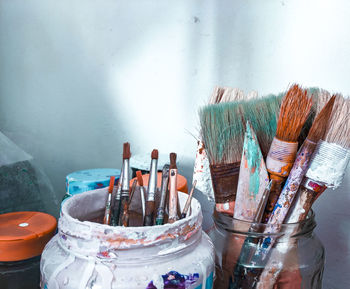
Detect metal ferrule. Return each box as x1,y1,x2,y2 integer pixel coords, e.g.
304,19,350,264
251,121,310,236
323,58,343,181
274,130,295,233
115,169,124,201
305,140,350,189
147,158,158,201
159,165,170,209
121,159,130,198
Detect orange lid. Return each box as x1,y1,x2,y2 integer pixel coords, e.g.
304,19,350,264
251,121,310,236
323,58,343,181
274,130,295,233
131,172,188,194
0,211,57,261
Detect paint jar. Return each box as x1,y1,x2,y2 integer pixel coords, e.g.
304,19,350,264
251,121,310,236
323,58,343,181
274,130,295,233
63,168,121,202
0,211,57,289
208,210,324,289
40,188,215,289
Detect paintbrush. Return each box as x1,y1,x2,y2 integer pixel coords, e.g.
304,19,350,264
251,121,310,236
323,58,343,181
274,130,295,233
143,149,158,226
103,176,116,225
111,167,124,226
117,142,131,226
180,180,197,219
155,164,170,225
136,170,146,223
122,179,137,227
168,153,178,224
286,95,350,223
262,84,313,223
200,94,281,216
234,121,270,221
193,86,246,208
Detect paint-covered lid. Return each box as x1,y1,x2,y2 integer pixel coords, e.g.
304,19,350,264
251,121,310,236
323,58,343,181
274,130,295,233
66,168,121,195
0,211,57,261
130,172,188,194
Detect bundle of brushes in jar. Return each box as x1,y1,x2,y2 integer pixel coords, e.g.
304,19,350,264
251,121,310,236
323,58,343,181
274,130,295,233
102,145,196,228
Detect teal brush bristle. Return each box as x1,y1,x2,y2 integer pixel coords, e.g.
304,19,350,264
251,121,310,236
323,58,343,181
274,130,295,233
199,94,282,165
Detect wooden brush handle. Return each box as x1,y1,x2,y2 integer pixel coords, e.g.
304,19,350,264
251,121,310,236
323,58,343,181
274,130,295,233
168,169,178,224
144,200,155,226
121,201,129,227
262,178,283,223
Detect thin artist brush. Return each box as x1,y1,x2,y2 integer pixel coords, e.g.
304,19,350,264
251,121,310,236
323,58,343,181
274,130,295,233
103,176,116,225
262,84,313,223
286,95,350,224
180,180,197,219
155,164,170,225
117,142,131,226
168,153,178,224
122,179,137,227
254,95,336,289
144,149,158,226
111,167,124,226
136,170,146,223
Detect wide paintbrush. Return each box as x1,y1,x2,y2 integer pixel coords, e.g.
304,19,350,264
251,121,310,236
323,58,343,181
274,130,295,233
193,86,246,213
200,94,281,217
168,153,178,224
262,84,312,223
144,149,158,226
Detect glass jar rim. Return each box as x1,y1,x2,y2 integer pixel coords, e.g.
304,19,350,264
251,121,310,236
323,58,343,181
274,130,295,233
213,208,316,238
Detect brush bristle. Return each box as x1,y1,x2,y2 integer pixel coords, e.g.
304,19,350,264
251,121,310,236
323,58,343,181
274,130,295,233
324,94,350,148
108,176,115,193
170,152,177,169
276,84,313,141
151,149,159,159
307,95,336,142
199,94,282,164
316,89,331,114
123,142,131,159
136,170,143,186
209,86,225,104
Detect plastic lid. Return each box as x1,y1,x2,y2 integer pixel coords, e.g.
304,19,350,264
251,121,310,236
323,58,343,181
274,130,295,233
130,172,188,194
0,211,57,261
66,168,121,195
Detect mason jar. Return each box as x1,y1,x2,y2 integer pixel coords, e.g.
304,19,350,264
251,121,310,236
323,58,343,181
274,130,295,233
40,188,215,289
208,210,325,289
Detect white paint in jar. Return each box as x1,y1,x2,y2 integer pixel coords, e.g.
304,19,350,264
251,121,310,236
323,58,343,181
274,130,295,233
40,188,215,289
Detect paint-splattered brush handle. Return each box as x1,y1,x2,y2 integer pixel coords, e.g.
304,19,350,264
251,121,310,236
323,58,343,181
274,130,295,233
261,179,283,223
285,179,326,223
168,168,178,224
111,169,124,226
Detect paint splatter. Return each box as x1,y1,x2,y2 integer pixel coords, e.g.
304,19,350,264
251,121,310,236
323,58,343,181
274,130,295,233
146,271,199,289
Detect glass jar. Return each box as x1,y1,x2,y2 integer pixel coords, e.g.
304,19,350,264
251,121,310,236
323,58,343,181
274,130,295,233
208,210,325,289
41,188,215,289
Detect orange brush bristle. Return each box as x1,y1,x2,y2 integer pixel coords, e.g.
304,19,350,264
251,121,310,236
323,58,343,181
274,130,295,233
276,84,313,141
136,170,144,186
108,176,115,194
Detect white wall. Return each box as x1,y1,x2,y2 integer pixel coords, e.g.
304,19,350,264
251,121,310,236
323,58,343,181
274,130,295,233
1,0,349,287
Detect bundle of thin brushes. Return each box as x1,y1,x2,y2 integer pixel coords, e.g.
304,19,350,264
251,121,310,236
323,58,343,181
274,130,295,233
102,144,197,227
